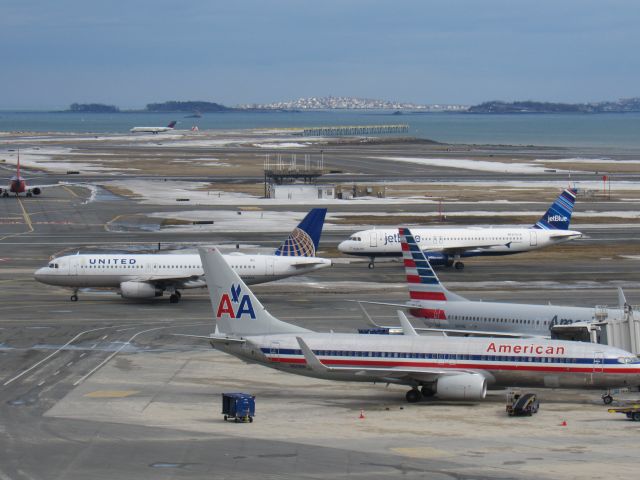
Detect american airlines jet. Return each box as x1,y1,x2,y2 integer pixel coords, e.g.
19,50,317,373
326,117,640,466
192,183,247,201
190,246,640,403
130,121,177,134
34,208,330,303
362,227,631,342
338,188,581,269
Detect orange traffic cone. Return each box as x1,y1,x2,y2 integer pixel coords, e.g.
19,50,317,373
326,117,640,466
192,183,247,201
359,409,365,419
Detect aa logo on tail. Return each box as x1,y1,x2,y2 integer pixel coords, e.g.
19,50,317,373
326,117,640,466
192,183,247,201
216,284,256,319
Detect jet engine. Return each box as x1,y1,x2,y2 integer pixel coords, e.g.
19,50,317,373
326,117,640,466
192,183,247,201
31,187,41,195
435,374,487,400
423,252,449,266
120,281,163,299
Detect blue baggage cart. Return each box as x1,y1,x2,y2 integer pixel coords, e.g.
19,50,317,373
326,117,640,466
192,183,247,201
222,393,255,423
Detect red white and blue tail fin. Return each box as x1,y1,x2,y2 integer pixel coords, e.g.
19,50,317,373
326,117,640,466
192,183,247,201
198,247,308,336
533,188,577,230
399,227,467,302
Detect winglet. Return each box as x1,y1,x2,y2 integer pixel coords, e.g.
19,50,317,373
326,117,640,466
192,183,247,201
296,336,328,372
397,310,419,336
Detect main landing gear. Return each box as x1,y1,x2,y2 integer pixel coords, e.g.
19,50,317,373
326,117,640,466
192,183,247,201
405,385,435,403
368,257,376,269
169,291,182,304
70,291,78,302
454,261,465,270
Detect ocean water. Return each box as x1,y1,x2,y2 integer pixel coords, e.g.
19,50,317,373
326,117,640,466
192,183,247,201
2,110,640,149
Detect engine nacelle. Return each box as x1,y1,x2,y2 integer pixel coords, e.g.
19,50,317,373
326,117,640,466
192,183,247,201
31,187,41,195
435,374,487,400
424,252,449,266
120,281,163,299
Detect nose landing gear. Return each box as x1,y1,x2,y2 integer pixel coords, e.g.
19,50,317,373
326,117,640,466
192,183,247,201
368,257,376,269
70,289,79,302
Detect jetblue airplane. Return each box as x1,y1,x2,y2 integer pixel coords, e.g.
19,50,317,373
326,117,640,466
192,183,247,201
130,121,177,134
34,208,330,303
338,188,581,269
192,246,640,403
361,227,631,342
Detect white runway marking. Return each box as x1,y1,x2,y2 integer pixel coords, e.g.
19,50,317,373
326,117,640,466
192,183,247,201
73,322,209,386
2,325,114,386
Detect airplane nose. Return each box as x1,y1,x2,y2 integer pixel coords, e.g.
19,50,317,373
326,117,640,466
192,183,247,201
337,241,348,252
34,267,45,281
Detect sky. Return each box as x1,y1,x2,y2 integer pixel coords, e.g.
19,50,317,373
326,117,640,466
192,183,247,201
1,0,640,109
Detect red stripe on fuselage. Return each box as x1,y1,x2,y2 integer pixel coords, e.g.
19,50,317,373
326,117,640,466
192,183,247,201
267,356,640,375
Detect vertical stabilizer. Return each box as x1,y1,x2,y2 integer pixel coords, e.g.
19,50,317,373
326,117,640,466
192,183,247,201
167,121,177,128
274,208,327,257
399,227,467,302
533,188,577,230
198,247,309,335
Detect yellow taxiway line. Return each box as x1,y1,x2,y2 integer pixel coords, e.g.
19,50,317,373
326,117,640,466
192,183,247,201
17,197,34,232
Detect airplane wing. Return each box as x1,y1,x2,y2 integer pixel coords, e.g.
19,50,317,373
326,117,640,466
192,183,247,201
290,260,330,268
425,242,511,255
130,275,205,289
296,337,478,383
353,301,537,338
172,333,246,345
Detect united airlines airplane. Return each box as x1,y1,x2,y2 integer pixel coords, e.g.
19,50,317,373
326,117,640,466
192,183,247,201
192,246,640,403
34,208,330,303
338,188,581,269
361,227,631,342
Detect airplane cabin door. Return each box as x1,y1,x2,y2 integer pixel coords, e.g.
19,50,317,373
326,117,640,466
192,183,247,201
269,341,280,364
266,257,275,276
529,231,538,246
369,232,377,248
593,352,604,374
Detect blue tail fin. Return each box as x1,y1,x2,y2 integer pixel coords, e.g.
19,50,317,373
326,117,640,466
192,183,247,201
167,121,177,128
533,188,577,230
274,208,327,257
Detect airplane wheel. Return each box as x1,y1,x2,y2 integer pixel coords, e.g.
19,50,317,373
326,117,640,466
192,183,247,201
454,261,465,270
169,293,180,304
368,262,375,269
175,291,182,299
26,192,32,198
70,294,78,302
602,394,613,405
405,389,422,403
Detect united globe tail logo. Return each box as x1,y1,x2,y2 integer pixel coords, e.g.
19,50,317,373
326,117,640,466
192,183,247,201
216,284,256,319
276,227,316,257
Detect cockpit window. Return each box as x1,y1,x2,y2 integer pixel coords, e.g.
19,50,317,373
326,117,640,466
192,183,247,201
49,263,54,268
349,236,362,242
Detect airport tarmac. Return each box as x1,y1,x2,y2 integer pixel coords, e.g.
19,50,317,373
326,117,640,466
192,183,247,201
1,136,639,479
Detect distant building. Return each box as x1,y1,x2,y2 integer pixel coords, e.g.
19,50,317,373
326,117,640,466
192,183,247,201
269,184,335,200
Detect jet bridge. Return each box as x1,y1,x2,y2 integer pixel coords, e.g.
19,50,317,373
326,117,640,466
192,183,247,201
599,304,640,355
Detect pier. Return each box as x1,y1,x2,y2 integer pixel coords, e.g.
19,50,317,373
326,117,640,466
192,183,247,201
302,124,409,136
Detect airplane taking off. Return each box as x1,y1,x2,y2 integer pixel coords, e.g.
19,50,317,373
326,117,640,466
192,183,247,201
193,246,640,403
338,188,581,269
361,227,631,342
34,208,331,303
130,120,177,134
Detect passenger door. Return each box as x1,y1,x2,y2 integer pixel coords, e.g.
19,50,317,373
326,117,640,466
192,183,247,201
529,231,538,247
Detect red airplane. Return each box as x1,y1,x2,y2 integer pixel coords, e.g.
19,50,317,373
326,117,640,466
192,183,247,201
1,151,42,197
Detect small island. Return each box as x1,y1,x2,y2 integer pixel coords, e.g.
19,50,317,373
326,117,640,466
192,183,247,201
68,103,119,113
468,98,640,114
145,101,231,113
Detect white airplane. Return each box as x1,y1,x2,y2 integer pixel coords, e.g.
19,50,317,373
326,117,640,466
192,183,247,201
338,188,581,269
34,208,330,303
190,246,640,403
360,227,632,343
130,120,177,134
